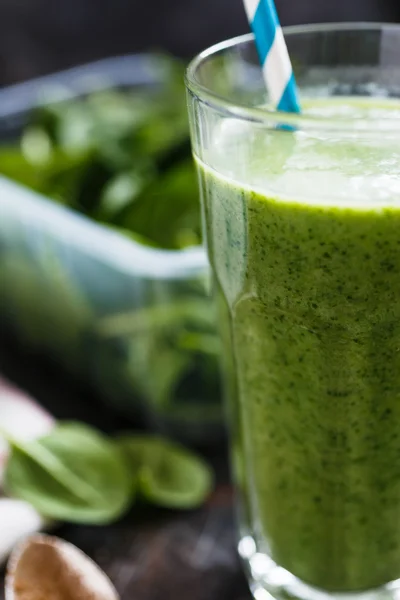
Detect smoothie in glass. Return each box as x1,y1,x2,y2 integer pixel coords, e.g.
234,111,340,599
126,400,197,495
196,98,400,592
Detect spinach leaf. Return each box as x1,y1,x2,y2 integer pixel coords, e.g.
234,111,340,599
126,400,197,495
97,298,215,337
126,335,193,410
0,253,92,370
3,422,134,524
118,434,213,509
176,331,220,356
97,163,156,221
118,159,201,249
97,297,219,414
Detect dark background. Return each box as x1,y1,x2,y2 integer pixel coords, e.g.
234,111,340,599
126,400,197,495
0,0,399,85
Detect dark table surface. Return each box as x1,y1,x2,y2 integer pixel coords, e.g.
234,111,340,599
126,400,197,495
0,337,252,600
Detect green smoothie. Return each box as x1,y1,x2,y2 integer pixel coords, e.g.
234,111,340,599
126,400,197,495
196,98,400,591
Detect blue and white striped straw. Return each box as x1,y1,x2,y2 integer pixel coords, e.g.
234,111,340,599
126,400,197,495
243,0,300,113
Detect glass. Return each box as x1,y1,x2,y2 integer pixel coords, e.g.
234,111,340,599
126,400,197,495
0,56,222,445
186,23,400,599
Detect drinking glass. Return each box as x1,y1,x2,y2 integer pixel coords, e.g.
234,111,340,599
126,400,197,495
186,23,400,600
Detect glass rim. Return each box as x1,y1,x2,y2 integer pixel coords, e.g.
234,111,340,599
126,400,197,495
185,22,400,133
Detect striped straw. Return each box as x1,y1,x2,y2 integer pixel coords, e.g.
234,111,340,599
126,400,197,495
243,0,300,113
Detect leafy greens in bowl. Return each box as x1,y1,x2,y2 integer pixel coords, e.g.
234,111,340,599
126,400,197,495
0,54,222,444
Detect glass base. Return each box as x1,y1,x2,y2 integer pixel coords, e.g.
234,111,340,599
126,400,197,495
238,536,400,600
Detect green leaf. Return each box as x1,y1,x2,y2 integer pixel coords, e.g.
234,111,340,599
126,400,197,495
0,254,91,367
97,163,155,221
55,103,95,156
176,331,220,356
97,298,215,337
119,159,200,249
139,344,192,408
118,434,213,509
21,125,53,166
97,296,218,413
3,422,134,524
0,147,48,192
120,329,192,410
135,109,189,162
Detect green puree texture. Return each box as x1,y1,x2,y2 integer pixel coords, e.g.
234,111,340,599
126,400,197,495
196,102,400,592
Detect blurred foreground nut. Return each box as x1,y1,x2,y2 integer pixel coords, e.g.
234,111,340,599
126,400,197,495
5,534,120,600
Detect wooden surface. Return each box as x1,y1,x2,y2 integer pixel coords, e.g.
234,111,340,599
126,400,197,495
0,337,252,600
